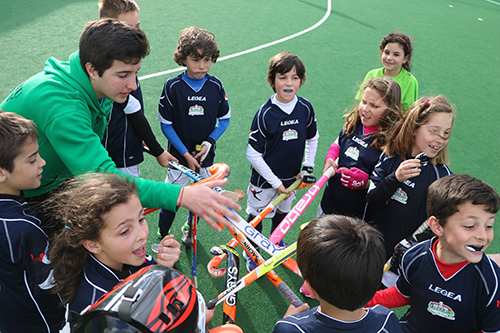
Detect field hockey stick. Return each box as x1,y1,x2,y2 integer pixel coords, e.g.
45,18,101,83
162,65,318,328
383,219,430,273
210,245,240,325
269,166,334,244
207,178,302,278
189,145,203,288
206,242,297,310
170,162,287,257
142,163,232,225
226,227,303,307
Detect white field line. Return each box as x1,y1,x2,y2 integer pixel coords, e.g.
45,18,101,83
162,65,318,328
139,0,332,81
485,0,500,6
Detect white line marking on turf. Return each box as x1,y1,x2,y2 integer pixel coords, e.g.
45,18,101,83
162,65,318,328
485,0,500,5
139,0,332,81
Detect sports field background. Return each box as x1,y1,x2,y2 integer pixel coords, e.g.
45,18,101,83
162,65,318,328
1,0,499,331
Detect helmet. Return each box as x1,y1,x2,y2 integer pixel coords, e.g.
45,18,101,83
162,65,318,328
72,265,206,333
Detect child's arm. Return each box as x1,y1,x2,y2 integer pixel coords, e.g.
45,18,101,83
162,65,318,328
365,286,409,309
161,122,200,170
246,145,288,195
366,156,422,208
324,138,340,174
303,132,318,168
195,117,230,163
127,112,177,167
282,303,310,318
394,159,421,182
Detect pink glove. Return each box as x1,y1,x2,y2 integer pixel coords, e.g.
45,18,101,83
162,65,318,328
337,167,369,190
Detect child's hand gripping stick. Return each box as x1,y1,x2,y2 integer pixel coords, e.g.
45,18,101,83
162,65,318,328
337,167,369,190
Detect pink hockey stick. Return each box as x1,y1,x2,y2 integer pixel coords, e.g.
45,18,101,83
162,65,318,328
269,166,334,244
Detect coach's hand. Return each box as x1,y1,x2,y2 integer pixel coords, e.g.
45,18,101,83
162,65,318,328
179,178,241,231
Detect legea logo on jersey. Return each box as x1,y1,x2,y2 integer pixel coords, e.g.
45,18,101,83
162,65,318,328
352,136,368,148
391,188,408,204
188,105,204,116
187,96,206,101
345,146,360,161
282,129,298,141
280,119,299,126
427,301,455,321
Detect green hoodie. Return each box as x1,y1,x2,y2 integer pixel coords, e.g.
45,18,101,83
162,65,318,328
1,51,180,211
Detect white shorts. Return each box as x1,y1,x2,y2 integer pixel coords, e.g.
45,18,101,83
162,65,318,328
164,167,211,186
245,184,296,218
118,164,140,178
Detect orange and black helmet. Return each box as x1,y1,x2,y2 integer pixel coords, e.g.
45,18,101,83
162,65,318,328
72,265,206,332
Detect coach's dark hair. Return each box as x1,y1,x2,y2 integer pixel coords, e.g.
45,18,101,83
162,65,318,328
48,173,138,305
297,215,385,311
428,174,500,227
79,19,149,76
174,26,220,66
379,31,414,72
344,78,402,150
267,51,306,92
0,111,38,173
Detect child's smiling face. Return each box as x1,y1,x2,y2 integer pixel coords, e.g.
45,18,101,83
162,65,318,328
92,194,149,270
432,201,495,264
273,66,302,104
412,112,453,159
381,42,408,77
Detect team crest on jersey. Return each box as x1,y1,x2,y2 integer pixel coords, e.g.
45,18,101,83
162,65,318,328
188,105,204,116
282,129,298,141
391,188,408,204
427,301,455,321
345,146,360,161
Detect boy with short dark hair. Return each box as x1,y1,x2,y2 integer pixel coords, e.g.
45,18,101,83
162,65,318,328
273,215,402,332
0,111,65,333
99,0,175,177
244,51,318,271
366,174,500,332
157,26,231,241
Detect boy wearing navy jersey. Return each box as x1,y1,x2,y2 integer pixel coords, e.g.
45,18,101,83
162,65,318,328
99,0,174,177
273,215,402,333
244,51,318,270
0,111,65,332
157,27,231,240
366,174,500,333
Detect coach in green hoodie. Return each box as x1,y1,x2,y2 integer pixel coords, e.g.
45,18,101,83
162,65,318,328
1,19,239,235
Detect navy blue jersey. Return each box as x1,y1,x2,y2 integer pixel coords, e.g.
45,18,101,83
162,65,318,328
397,238,500,333
102,83,145,168
0,195,65,333
320,124,382,218
273,305,402,333
70,254,155,316
158,73,230,167
248,95,317,188
366,154,452,259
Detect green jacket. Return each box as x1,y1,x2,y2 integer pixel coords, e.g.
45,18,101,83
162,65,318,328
1,51,180,211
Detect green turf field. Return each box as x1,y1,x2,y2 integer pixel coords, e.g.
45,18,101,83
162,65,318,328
1,0,499,331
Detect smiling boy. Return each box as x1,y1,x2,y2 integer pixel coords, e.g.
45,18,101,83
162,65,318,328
366,174,500,333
